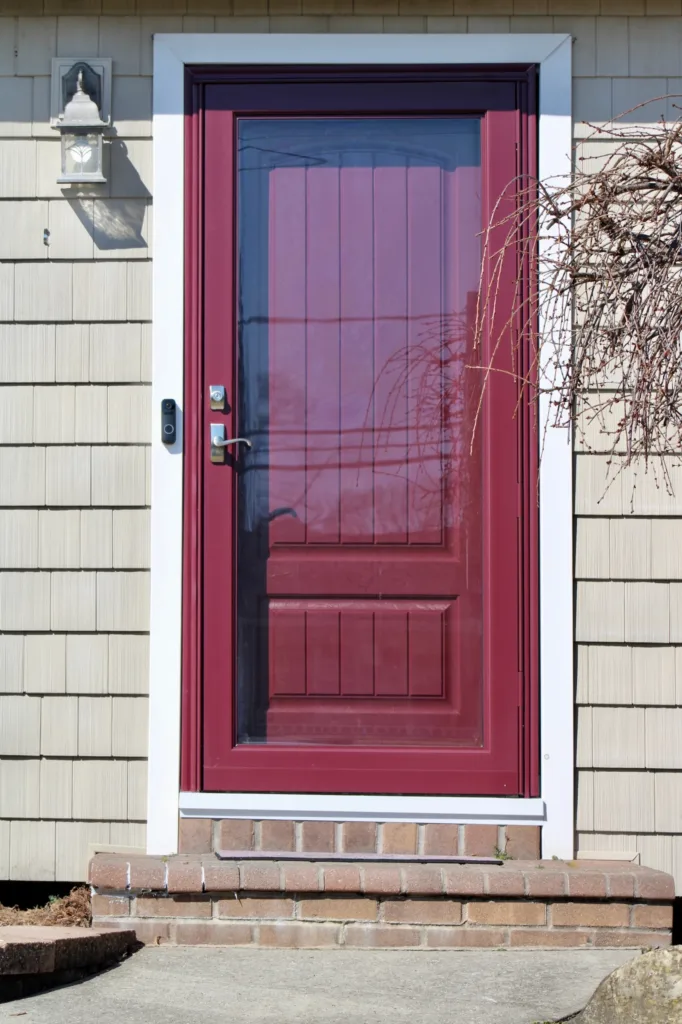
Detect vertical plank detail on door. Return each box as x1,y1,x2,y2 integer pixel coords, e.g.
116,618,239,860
340,157,375,545
270,604,306,696
268,597,454,703
305,166,341,545
408,605,445,697
443,164,482,561
373,165,409,546
407,165,444,547
269,169,307,546
340,607,375,696
374,605,409,697
306,608,341,696
270,159,470,554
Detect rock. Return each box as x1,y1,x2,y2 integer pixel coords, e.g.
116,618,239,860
575,946,682,1024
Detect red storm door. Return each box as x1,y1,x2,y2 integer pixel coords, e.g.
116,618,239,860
186,67,538,795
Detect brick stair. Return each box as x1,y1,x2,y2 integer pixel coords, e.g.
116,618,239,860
179,819,542,860
90,852,675,949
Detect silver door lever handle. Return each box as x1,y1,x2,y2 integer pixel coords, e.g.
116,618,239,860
214,436,252,449
210,423,252,463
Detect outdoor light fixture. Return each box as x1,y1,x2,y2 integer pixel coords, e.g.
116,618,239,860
50,59,112,185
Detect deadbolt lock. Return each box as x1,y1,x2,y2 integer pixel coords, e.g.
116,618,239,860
209,385,226,411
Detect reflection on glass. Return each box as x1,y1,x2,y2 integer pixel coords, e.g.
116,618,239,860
236,118,483,746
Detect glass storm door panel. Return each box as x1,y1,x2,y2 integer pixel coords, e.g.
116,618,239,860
236,118,483,747
196,70,537,796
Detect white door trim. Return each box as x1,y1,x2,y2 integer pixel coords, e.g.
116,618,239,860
149,31,574,858
180,792,546,824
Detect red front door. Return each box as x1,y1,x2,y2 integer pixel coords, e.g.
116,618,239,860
184,67,538,796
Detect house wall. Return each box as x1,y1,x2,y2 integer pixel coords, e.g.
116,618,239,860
0,1,681,885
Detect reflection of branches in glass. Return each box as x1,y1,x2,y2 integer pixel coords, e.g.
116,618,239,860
475,105,682,497
369,309,480,533
263,308,480,542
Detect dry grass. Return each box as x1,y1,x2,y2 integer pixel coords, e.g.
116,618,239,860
0,886,91,928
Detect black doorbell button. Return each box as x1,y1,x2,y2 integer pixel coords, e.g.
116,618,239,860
161,398,177,445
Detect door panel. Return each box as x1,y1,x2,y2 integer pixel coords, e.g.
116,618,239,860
187,67,538,795
269,599,455,698
235,118,482,748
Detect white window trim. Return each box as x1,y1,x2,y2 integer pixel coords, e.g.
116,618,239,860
150,32,573,858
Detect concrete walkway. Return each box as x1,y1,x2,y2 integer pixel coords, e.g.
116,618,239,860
0,946,637,1024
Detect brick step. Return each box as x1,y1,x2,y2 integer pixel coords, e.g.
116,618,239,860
179,819,542,859
90,854,675,950
215,851,503,863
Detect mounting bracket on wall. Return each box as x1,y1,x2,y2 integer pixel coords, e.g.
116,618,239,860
50,57,112,128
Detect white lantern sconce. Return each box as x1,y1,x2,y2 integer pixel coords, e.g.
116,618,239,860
50,58,112,184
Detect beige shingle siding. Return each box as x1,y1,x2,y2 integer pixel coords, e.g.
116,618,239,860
0,11,152,882
72,760,128,821
0,6,680,884
592,770,656,832
91,446,147,506
66,634,109,694
576,455,682,515
56,820,110,881
10,821,55,882
77,697,113,758
576,502,682,886
40,759,72,819
24,634,66,693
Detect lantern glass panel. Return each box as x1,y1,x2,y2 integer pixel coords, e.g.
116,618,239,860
59,131,105,183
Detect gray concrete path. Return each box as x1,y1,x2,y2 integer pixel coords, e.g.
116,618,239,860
0,946,637,1024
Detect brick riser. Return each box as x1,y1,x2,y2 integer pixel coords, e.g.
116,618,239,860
180,819,541,860
90,856,675,950
94,893,673,949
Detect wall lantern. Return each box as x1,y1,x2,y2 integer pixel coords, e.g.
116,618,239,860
50,58,112,185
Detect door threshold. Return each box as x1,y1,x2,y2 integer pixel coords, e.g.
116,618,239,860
215,850,503,865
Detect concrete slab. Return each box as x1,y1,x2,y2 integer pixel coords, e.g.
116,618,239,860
0,926,137,1003
0,927,136,976
0,946,637,1024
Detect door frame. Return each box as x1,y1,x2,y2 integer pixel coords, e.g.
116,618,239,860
149,32,573,856
197,67,534,797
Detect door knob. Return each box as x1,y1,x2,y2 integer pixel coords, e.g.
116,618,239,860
210,423,252,463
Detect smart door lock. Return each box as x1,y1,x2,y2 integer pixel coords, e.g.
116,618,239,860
161,398,177,445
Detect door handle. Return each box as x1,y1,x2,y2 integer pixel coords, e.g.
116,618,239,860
210,423,252,463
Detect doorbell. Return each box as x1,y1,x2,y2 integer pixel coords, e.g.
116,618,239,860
161,398,177,445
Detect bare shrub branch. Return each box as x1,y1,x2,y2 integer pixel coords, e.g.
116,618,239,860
475,104,682,479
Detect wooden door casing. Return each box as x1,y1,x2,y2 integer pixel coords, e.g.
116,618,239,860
182,66,539,796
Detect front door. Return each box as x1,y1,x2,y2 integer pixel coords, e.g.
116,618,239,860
184,66,538,795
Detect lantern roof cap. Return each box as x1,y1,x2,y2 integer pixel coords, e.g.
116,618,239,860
60,70,105,128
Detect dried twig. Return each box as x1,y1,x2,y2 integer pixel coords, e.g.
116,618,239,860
475,104,682,482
